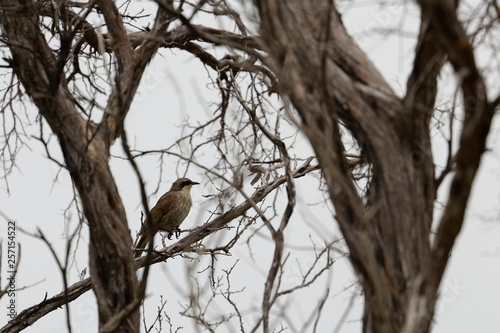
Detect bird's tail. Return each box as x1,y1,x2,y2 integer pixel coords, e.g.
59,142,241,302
134,223,154,258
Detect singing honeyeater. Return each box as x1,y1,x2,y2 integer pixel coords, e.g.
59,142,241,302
134,178,199,257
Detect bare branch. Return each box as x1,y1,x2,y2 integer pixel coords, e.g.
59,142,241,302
1,160,319,332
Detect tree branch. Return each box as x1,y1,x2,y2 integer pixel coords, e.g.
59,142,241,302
0,279,92,333
95,0,133,73
0,160,318,333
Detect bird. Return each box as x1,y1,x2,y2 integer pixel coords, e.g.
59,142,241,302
134,178,199,257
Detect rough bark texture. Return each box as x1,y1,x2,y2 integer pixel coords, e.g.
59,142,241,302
0,0,171,331
254,1,495,332
0,1,139,331
1,0,497,332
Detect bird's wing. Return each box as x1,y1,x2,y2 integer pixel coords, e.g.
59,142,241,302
155,192,176,214
149,205,165,223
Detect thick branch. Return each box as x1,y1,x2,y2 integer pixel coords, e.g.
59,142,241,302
95,0,133,72
98,3,173,144
0,279,92,333
405,18,446,116
0,2,140,331
419,0,492,288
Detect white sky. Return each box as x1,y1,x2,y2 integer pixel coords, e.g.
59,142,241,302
1,1,500,332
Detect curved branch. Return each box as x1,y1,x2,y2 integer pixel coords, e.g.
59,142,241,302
138,159,317,266
0,279,92,333
95,0,133,73
419,0,493,290
0,160,318,333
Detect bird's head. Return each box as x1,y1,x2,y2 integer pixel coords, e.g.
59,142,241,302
171,178,200,191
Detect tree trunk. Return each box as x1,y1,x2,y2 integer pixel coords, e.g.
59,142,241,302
254,1,493,332
0,1,139,330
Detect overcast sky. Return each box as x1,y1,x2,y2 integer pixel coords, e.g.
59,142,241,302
1,1,500,332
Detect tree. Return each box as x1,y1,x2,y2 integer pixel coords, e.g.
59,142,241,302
0,0,499,332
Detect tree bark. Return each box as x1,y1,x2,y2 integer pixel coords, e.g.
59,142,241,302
0,1,141,330
254,1,494,332
1,0,496,331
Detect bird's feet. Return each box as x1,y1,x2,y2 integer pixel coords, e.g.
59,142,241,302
167,228,182,240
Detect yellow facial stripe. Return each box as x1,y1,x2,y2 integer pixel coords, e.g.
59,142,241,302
183,184,192,189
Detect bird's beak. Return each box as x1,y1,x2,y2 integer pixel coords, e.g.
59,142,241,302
192,181,200,185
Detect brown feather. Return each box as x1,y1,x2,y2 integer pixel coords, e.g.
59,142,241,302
134,178,199,257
